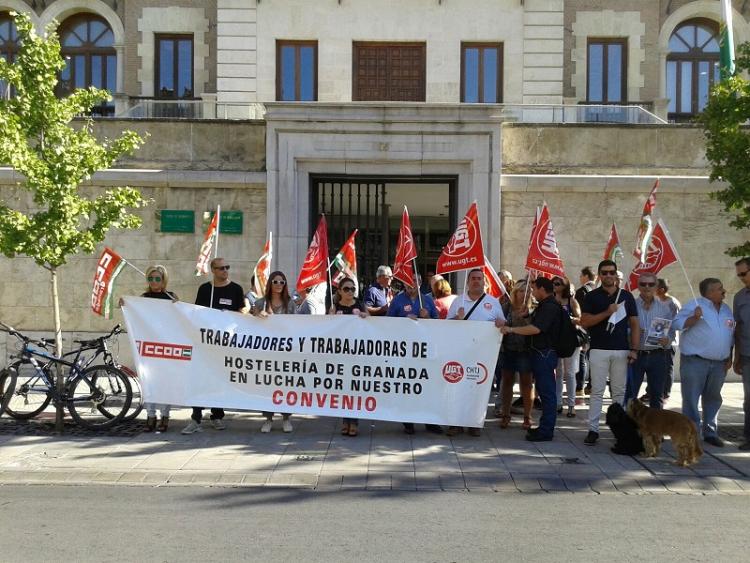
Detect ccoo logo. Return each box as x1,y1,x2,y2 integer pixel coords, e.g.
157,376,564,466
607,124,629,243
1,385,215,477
137,340,193,361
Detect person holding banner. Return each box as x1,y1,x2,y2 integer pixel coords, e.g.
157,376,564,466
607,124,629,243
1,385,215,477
365,265,394,316
580,260,639,446
329,277,368,437
446,268,506,437
182,257,245,435
253,271,296,433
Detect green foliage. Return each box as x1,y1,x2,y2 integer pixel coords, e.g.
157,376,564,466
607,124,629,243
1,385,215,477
700,42,750,257
0,12,148,268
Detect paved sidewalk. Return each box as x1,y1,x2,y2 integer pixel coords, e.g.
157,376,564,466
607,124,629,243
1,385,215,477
1,382,749,494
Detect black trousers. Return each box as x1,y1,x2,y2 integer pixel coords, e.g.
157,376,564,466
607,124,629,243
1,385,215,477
191,407,224,422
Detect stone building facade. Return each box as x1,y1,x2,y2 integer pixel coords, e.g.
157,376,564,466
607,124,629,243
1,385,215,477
0,0,747,349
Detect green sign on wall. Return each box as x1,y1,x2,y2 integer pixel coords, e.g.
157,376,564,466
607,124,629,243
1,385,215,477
202,210,243,235
159,210,195,233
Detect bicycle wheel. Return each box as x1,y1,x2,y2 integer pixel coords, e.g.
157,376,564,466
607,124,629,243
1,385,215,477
0,367,18,417
67,365,132,430
99,366,143,422
4,362,53,419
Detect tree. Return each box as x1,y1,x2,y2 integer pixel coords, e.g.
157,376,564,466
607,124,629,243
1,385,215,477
700,42,750,257
0,12,148,431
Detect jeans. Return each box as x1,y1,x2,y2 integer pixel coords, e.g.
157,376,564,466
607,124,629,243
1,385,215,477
576,349,589,391
680,354,727,439
556,348,580,408
145,403,171,418
191,407,224,423
741,355,750,441
663,346,676,397
588,349,629,433
531,348,558,438
625,350,669,409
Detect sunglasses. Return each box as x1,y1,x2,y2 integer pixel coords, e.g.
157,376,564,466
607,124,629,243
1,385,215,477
213,265,230,271
341,287,356,293
552,281,563,286
147,276,162,282
600,270,617,276
639,282,656,287
271,279,286,285
738,270,750,278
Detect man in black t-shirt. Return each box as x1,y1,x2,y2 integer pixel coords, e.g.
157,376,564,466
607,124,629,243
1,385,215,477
182,257,244,435
501,277,561,442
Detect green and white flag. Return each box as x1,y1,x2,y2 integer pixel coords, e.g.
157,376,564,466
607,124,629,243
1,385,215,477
720,0,735,78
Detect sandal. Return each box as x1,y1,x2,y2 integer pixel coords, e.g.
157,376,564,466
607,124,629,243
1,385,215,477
341,423,350,436
522,417,532,430
499,415,511,429
348,424,359,437
566,406,576,418
144,416,157,433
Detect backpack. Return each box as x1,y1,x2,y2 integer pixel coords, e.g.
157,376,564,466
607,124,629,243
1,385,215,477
554,304,579,358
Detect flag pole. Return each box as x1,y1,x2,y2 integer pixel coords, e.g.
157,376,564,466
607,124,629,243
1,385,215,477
413,257,423,310
122,259,146,277
209,204,221,309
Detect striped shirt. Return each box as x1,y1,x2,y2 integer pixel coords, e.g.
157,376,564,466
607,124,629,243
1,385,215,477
636,295,677,350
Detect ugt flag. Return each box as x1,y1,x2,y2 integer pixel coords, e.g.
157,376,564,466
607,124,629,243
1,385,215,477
331,229,359,289
253,232,273,297
603,223,624,262
393,207,418,287
633,180,659,265
627,219,678,290
483,257,507,299
91,247,126,319
436,201,485,274
195,207,220,276
296,215,329,293
525,203,565,278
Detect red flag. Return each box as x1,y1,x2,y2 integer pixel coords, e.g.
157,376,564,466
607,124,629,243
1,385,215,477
628,219,678,289
633,180,659,265
296,215,329,293
331,229,359,288
253,232,273,297
91,247,126,319
393,207,418,287
603,223,624,262
195,209,219,276
525,204,565,278
483,257,507,299
436,201,485,274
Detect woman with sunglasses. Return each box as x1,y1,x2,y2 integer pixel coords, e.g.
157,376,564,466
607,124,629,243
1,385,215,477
142,265,178,432
552,275,582,418
329,276,368,436
253,271,296,433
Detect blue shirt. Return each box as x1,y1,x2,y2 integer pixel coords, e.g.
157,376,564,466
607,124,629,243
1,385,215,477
733,287,750,357
387,291,439,319
673,297,735,361
364,282,391,309
581,287,638,350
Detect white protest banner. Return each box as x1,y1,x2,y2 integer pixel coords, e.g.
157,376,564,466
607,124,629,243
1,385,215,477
122,297,502,427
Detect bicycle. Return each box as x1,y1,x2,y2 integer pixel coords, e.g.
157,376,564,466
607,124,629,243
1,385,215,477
0,322,133,430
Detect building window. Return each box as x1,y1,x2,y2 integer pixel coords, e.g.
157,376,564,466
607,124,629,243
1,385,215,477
353,42,425,101
155,34,194,99
58,14,116,114
0,12,18,98
276,41,317,101
587,38,627,103
666,19,720,121
461,43,503,103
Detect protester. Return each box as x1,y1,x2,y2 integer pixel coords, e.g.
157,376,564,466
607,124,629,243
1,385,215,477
240,274,258,314
498,270,514,306
734,258,750,451
253,271,296,433
140,265,177,433
575,266,597,396
432,277,456,320
655,278,681,402
624,273,677,409
674,278,735,447
447,268,506,436
500,277,561,442
580,259,640,445
364,265,394,316
182,257,245,435
296,283,328,315
552,275,581,418
329,277,368,437
498,281,534,430
420,269,436,296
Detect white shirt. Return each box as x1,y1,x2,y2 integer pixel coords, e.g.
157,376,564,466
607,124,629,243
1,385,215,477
447,293,506,323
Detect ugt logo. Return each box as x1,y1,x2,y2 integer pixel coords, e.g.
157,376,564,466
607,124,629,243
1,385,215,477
444,216,478,258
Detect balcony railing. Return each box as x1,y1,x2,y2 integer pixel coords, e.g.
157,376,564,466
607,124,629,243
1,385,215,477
115,98,266,120
500,103,666,125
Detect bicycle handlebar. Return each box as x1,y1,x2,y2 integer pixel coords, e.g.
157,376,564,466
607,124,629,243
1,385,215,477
0,321,53,349
73,324,123,347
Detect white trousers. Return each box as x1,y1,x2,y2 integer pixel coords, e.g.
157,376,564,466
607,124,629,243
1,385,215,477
588,349,629,432
556,347,581,408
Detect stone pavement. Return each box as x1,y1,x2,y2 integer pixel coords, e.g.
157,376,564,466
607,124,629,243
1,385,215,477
1,382,749,495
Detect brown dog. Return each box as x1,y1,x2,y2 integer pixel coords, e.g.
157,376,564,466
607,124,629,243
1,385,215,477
627,400,703,466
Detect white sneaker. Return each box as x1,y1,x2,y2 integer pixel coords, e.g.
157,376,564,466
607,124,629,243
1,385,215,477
282,418,293,433
181,420,203,435
211,418,226,430
260,420,273,433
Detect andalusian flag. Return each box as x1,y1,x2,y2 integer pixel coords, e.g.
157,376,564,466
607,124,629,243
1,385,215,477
91,247,126,319
633,180,659,266
253,232,273,297
720,0,735,78
603,223,624,262
331,229,358,290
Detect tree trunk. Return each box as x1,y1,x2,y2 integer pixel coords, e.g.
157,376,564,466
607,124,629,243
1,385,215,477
51,267,64,433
